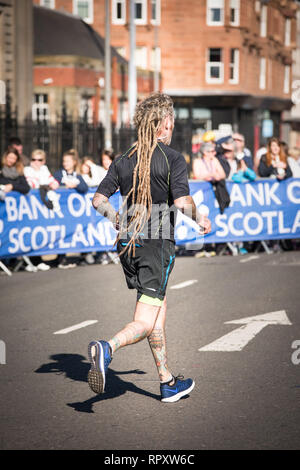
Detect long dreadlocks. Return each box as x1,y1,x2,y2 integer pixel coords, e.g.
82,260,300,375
117,92,174,256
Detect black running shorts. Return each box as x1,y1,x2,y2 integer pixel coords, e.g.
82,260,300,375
117,239,175,302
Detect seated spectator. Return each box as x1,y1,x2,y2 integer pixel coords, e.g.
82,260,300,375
8,136,30,166
192,142,226,181
232,133,254,169
80,156,106,187
54,149,88,194
258,138,292,180
0,147,30,200
287,147,300,178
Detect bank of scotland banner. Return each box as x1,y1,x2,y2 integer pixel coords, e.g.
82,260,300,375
0,179,300,258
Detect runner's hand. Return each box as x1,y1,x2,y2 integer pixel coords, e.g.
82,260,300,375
198,215,211,235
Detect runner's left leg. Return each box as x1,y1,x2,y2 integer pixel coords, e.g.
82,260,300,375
108,301,160,353
147,297,173,383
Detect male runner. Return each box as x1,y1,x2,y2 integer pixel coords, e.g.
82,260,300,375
88,92,211,403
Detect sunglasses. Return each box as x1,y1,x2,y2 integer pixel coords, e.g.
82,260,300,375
31,158,44,162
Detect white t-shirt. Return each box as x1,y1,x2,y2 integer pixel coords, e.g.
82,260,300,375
24,165,57,189
82,163,107,187
288,157,300,178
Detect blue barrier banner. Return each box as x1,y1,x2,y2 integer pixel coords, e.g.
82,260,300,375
0,179,299,258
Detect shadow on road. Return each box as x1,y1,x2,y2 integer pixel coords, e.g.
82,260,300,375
35,353,160,413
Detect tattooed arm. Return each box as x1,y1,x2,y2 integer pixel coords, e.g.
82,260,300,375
92,192,119,230
174,195,211,234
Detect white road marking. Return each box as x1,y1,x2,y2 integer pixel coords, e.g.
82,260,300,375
170,279,198,290
240,255,260,263
199,311,292,352
54,320,98,335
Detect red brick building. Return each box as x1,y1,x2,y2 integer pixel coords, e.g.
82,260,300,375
34,0,298,152
33,4,156,126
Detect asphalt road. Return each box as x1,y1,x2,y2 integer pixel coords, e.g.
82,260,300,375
0,251,299,450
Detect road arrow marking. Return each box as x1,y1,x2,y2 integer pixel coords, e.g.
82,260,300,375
198,310,292,352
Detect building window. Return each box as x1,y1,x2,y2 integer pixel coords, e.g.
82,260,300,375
112,0,126,25
73,0,94,24
260,5,267,37
230,0,240,26
135,46,147,69
207,0,224,26
259,57,266,90
135,0,147,25
151,0,161,25
229,48,239,84
284,65,290,94
150,47,161,71
32,94,49,122
206,48,223,83
175,107,189,120
285,18,291,46
40,0,55,8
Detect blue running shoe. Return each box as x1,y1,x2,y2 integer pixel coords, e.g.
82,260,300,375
88,340,112,394
160,375,195,403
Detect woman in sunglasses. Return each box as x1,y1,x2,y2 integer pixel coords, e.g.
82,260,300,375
0,147,30,200
24,149,59,190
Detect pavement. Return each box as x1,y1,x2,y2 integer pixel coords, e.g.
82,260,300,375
0,251,299,450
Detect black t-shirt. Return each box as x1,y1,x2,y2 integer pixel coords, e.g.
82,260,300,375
96,142,190,241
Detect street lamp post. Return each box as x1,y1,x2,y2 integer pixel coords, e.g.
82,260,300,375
129,0,137,125
105,0,112,149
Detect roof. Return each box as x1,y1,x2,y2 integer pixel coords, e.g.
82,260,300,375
34,5,126,65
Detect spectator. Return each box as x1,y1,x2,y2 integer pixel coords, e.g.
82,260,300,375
95,149,119,266
232,133,254,169
8,136,30,166
287,147,300,178
78,156,107,266
100,149,115,176
80,156,106,187
215,136,232,178
218,137,255,182
254,145,267,174
53,150,88,269
192,141,226,181
202,130,216,143
24,149,60,211
0,147,30,200
54,149,88,194
258,138,292,180
258,138,292,254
